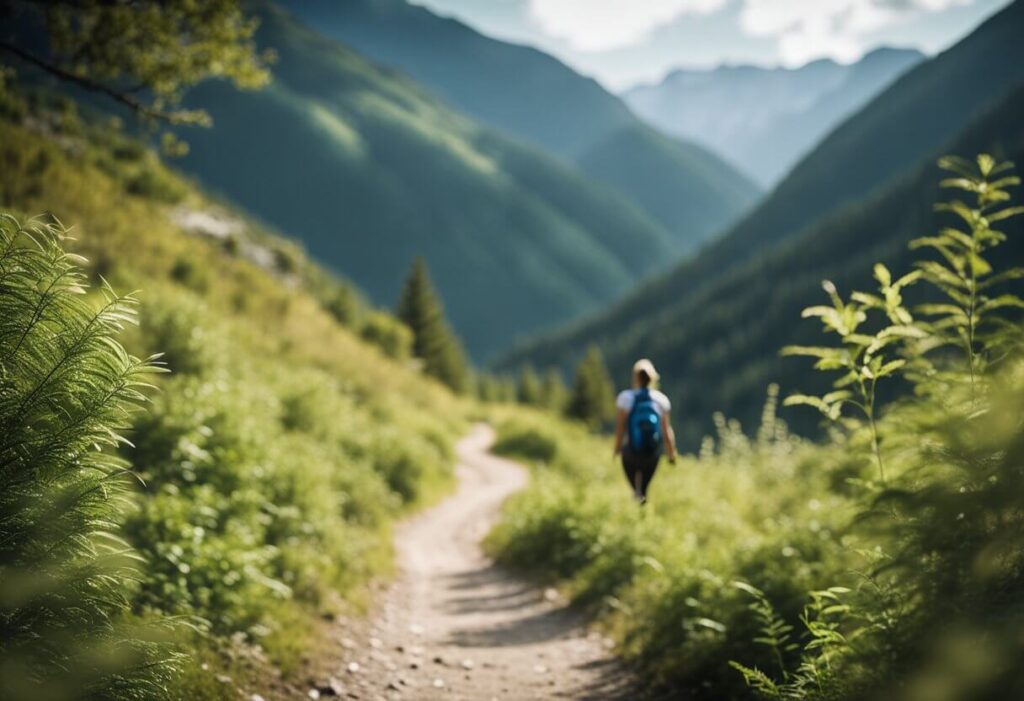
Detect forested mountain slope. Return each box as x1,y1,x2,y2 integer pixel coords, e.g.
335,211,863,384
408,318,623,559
515,86,1024,443
137,2,689,360
625,48,923,186
498,0,1024,441
280,0,760,249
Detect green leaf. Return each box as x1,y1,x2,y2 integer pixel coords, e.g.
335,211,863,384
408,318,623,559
978,267,1024,290
939,177,978,192
876,359,907,378
917,261,968,290
988,176,1021,190
894,270,923,291
732,580,765,597
694,617,728,633
780,345,842,359
822,390,853,404
969,252,992,277
935,200,978,227
783,395,831,416
936,227,974,249
938,155,977,179
978,295,1024,314
851,291,883,308
987,206,1024,223
873,263,891,288
977,153,996,176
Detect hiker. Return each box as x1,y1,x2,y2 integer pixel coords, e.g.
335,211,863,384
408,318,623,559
613,359,677,505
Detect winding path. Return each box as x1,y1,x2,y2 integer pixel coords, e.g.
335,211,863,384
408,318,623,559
326,424,633,700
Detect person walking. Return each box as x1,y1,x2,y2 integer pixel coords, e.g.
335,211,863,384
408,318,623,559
613,359,677,505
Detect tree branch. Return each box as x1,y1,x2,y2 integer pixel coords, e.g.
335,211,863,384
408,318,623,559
0,39,200,125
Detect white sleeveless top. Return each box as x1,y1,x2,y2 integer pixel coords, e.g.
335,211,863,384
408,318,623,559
616,389,671,416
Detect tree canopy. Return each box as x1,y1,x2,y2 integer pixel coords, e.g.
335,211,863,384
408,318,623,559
0,0,272,126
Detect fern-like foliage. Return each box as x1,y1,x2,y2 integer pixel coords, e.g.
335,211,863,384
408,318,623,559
0,214,177,700
731,582,855,701
781,267,921,483
911,154,1024,393
782,154,1024,483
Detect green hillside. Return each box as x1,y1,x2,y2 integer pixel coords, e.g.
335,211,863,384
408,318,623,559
140,1,683,361
0,83,470,697
507,85,1024,444
577,124,763,249
279,0,760,249
498,0,1024,439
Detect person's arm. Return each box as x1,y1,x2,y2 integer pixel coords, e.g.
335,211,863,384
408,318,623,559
613,409,627,457
663,410,678,463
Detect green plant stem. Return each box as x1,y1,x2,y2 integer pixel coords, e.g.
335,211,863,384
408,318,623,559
966,215,979,401
857,372,886,484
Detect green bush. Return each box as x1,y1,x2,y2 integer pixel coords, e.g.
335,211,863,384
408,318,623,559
0,215,178,700
360,310,413,360
125,162,188,204
492,422,558,463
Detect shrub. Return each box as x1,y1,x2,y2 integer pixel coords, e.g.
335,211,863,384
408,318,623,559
0,214,178,700
492,421,558,463
361,310,413,360
125,163,188,204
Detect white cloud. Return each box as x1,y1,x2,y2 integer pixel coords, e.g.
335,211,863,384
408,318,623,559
740,0,969,65
526,0,729,51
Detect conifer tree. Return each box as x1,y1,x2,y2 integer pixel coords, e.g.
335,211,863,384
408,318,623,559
517,365,543,406
396,257,469,393
541,368,568,412
566,346,615,430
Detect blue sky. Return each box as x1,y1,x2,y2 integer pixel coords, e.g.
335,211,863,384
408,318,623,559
413,0,1013,89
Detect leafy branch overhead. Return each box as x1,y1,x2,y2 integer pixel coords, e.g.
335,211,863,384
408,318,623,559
0,0,273,127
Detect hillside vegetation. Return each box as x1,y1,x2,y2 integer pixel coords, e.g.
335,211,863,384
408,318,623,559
0,88,464,700
105,1,694,362
280,0,761,249
487,153,1024,699
498,0,1024,442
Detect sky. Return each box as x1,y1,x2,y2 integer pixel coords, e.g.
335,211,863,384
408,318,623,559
412,0,1013,90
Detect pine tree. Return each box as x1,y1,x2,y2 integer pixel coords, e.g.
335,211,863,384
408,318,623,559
396,257,469,393
566,346,615,430
517,365,543,405
541,368,568,412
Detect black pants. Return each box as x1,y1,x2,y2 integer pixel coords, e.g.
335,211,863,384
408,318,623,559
621,446,661,499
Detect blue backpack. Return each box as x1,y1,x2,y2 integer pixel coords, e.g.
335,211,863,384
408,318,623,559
628,388,662,455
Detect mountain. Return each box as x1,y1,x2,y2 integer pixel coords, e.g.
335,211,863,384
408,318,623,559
624,48,924,186
279,0,760,250
115,2,701,362
497,0,1024,442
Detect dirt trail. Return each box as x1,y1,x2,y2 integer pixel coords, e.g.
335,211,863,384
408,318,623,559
325,424,633,701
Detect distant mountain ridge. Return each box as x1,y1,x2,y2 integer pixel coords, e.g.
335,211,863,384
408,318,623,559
280,0,760,252
497,0,1024,441
145,2,690,360
624,47,924,186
